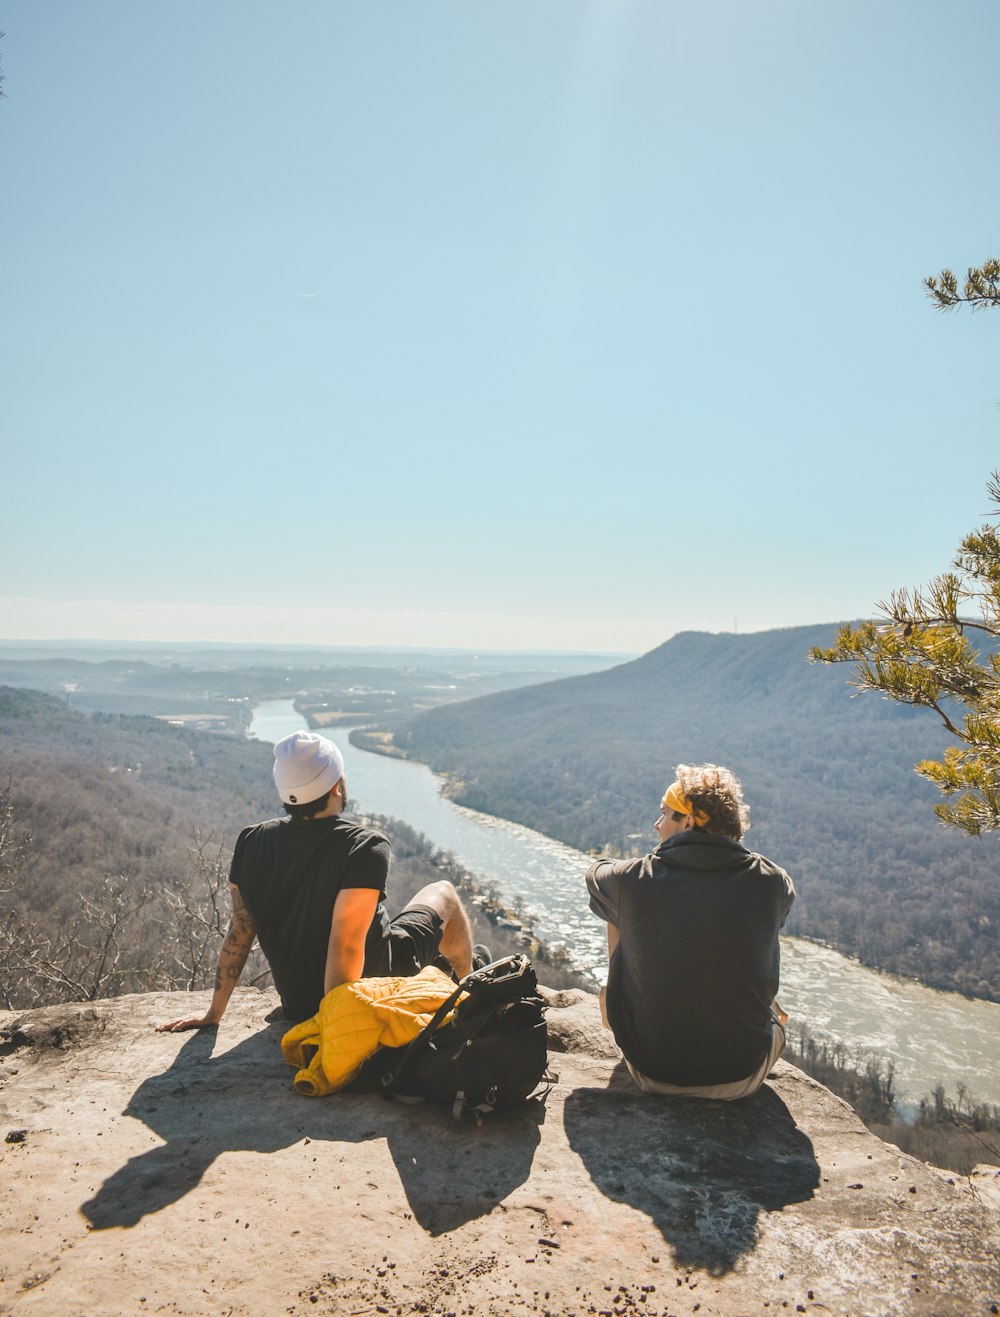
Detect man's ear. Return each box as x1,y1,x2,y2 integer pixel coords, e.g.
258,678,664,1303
683,813,695,830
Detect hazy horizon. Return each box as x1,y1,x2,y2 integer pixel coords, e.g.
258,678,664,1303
0,615,864,662
0,635,636,660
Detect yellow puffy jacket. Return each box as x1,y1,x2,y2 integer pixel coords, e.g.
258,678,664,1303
281,965,464,1097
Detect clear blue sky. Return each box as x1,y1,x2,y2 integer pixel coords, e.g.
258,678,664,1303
3,1,997,652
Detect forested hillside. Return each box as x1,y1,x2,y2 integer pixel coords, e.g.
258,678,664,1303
0,687,581,1010
399,624,1000,1000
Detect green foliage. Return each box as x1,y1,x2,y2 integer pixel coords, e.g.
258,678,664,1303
811,473,1000,835
923,257,1000,311
814,263,999,834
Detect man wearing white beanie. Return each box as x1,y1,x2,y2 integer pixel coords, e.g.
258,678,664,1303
159,730,473,1031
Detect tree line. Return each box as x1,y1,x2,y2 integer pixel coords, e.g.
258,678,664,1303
786,1021,1000,1177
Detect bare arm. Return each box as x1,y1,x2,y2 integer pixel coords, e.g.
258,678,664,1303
597,924,621,1031
156,885,257,1032
324,888,380,995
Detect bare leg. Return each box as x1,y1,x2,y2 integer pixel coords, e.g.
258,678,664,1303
406,880,473,979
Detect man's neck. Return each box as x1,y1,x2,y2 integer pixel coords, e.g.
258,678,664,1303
309,798,344,821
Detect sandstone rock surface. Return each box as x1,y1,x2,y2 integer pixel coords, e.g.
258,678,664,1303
1,987,998,1317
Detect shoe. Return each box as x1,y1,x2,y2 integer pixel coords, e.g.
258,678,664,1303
472,944,494,971
431,951,461,984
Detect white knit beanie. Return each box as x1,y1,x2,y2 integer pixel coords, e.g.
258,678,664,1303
273,731,345,805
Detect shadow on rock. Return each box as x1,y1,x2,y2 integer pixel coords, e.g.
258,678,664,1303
563,1063,819,1275
380,1099,545,1237
81,1027,541,1235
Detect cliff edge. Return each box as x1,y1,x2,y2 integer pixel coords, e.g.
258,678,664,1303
1,989,998,1316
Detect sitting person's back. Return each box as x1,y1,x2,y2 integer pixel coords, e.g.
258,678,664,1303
587,763,794,1100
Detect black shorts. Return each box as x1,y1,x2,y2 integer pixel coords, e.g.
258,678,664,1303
384,903,444,977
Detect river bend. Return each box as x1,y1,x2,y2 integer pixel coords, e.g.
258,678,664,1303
250,699,1000,1107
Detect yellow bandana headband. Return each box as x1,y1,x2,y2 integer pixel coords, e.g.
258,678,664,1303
662,782,710,828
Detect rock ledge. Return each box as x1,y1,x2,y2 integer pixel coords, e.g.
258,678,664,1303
2,988,998,1316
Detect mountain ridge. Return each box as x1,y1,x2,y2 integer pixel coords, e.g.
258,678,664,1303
399,623,1000,1000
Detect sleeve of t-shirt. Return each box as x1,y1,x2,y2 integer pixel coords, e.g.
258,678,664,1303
778,868,795,925
340,830,391,897
228,826,254,889
586,858,624,927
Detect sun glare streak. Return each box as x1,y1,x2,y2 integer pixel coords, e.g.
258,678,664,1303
536,0,634,246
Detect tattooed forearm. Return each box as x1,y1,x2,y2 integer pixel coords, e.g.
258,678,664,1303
207,889,257,1005
231,895,255,935
214,959,245,990
155,887,257,1030
215,920,254,985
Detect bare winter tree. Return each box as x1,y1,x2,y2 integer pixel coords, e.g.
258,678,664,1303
0,780,272,1009
156,832,271,992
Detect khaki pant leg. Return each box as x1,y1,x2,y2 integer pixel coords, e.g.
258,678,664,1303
626,1014,786,1102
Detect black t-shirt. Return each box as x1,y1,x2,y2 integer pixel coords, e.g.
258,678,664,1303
587,831,795,1086
230,815,392,1023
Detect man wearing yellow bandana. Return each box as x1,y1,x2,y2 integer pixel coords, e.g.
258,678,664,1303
586,764,794,1100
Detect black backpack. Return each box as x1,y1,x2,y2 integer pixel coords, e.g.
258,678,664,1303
365,954,552,1120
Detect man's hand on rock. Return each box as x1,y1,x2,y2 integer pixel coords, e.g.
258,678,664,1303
155,1012,221,1033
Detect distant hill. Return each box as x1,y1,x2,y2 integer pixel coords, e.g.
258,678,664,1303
0,650,624,728
400,624,1000,1000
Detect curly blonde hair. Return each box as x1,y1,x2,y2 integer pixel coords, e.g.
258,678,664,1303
673,763,750,841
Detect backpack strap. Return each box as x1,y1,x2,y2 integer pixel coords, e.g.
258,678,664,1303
377,980,466,1097
435,955,539,1059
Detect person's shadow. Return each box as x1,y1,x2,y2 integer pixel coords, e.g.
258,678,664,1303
563,1061,819,1275
82,1026,542,1237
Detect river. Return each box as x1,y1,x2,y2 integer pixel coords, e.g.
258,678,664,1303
250,699,1000,1108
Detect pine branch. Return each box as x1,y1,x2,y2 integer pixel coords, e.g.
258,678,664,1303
924,259,1000,311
